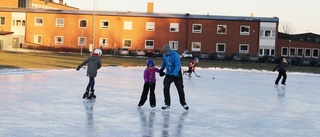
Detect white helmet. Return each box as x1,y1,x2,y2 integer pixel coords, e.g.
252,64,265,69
94,49,102,56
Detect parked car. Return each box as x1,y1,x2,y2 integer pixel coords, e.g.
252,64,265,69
310,57,320,67
210,53,226,60
259,55,276,63
129,50,146,56
226,53,242,61
153,49,162,57
181,51,193,58
242,54,259,62
118,48,129,56
199,52,209,59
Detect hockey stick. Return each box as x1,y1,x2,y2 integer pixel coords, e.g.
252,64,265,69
193,71,201,77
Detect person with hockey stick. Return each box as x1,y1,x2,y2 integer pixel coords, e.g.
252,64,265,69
77,49,102,99
159,44,189,111
273,58,288,85
183,57,199,77
138,59,160,108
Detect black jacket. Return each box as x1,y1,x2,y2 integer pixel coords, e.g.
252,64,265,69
273,62,287,72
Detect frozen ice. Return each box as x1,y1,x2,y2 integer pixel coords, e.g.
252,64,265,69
0,67,319,137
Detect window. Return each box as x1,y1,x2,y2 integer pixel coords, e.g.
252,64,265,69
216,43,226,52
169,41,178,50
55,36,63,45
124,21,132,30
79,19,87,28
146,22,155,31
239,44,249,54
78,37,86,46
0,17,5,25
123,39,132,48
34,35,42,44
35,17,43,26
170,23,179,32
297,48,303,57
260,30,276,37
56,18,64,27
12,20,25,26
217,25,226,34
264,49,270,55
145,40,154,49
100,20,109,29
100,38,108,47
312,48,319,58
22,20,25,26
192,24,202,33
191,42,201,51
262,48,274,56
289,48,296,56
240,26,250,35
305,48,311,57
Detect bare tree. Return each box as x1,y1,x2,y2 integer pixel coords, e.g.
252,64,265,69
279,21,295,34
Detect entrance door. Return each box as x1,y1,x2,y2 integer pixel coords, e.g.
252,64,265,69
12,38,19,48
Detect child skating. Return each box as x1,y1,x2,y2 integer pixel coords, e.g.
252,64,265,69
273,58,288,85
77,49,102,99
183,57,199,77
138,59,160,108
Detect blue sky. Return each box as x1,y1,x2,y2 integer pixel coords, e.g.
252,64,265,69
62,0,320,34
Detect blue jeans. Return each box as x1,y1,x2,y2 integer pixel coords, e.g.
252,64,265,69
86,77,95,91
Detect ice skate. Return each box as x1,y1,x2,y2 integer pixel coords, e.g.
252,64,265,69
161,105,170,110
183,105,189,111
82,91,89,99
87,90,96,100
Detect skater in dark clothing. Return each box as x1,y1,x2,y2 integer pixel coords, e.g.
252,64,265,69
273,58,288,85
159,44,189,111
183,57,199,77
138,59,160,108
77,49,102,99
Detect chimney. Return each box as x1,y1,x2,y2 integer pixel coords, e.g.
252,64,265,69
250,13,254,17
147,2,154,13
59,0,63,5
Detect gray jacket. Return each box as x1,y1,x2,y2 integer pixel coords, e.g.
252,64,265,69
77,55,102,77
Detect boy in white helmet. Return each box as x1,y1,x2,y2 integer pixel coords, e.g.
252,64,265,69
77,49,102,99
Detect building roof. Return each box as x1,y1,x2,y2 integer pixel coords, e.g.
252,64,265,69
278,32,320,43
0,8,279,22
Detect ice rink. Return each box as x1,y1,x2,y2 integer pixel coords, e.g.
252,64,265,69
0,67,319,137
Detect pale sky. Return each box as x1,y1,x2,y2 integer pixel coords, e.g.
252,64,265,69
61,0,320,34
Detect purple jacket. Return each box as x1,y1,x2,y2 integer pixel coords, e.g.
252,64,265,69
144,67,160,83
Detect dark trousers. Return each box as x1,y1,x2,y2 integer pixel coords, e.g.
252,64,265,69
163,70,187,106
275,70,287,84
138,83,156,107
86,77,95,91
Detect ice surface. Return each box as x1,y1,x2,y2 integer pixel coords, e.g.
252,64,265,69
0,67,319,137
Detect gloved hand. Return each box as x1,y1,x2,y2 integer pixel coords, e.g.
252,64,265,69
159,71,166,77
76,67,80,71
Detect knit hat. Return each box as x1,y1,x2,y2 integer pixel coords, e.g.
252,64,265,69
162,44,171,53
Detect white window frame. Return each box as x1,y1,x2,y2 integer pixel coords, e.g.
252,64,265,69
100,20,109,29
34,35,43,44
281,47,288,56
0,16,5,25
123,39,132,48
191,42,201,51
217,25,226,34
289,47,296,57
34,17,43,26
145,40,154,49
216,43,226,53
169,41,178,50
297,48,304,57
78,37,86,46
79,19,87,28
305,48,311,57
100,38,108,47
240,26,250,35
56,18,64,27
55,36,64,45
124,21,132,30
312,48,319,58
146,22,155,31
239,44,249,54
169,23,179,32
192,24,202,33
